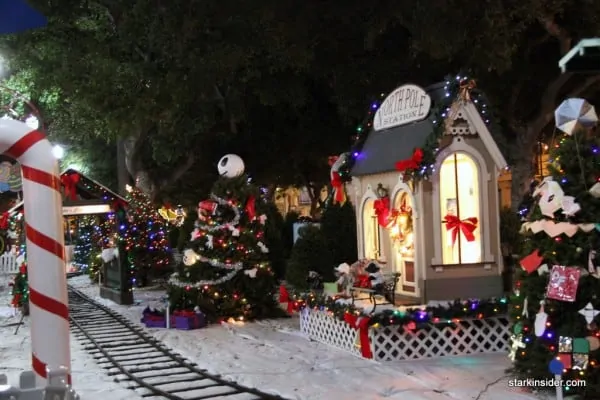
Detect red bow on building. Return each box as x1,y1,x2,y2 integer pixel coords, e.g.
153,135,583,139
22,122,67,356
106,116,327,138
443,214,478,246
374,197,395,228
245,196,256,220
343,313,373,359
111,199,127,212
60,173,80,200
395,148,424,172
330,172,346,205
0,212,9,230
328,155,339,167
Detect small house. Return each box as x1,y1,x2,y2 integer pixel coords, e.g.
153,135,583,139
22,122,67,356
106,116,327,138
349,82,507,303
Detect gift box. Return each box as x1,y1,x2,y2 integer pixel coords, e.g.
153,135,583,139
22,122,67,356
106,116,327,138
141,307,172,328
173,310,206,330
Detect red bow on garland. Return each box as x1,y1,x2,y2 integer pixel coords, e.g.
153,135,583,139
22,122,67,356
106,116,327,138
60,173,80,200
443,214,478,247
343,313,373,359
373,197,397,228
0,212,9,230
246,196,256,220
331,172,347,205
395,148,424,172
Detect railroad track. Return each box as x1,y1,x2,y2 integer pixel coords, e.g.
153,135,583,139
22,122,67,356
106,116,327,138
67,287,287,400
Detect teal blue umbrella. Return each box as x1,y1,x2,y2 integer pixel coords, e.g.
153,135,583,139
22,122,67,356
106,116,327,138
0,0,47,34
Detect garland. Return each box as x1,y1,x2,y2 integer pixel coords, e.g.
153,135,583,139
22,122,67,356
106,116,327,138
337,73,493,182
297,293,508,328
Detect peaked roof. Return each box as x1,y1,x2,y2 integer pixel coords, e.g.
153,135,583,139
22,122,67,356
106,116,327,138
351,82,507,176
9,169,126,213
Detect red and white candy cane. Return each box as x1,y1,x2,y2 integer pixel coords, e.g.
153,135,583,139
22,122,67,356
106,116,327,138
0,118,70,384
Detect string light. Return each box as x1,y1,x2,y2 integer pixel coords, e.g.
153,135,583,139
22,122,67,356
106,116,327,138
337,73,493,182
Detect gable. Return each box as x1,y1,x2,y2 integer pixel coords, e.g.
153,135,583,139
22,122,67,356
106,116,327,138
351,82,507,177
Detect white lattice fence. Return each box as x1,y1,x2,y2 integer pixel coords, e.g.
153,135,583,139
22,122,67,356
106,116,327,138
0,253,18,275
370,317,510,361
300,309,363,357
300,309,510,362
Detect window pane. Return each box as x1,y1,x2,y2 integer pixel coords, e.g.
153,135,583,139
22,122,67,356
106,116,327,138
362,199,378,259
439,152,481,264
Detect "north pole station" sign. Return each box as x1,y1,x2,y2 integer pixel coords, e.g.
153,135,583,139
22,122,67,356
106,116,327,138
373,84,431,131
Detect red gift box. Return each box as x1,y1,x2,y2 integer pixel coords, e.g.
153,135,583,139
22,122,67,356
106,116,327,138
557,353,572,369
546,266,580,302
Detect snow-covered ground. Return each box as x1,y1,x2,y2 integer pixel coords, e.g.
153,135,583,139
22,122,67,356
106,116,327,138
0,274,547,399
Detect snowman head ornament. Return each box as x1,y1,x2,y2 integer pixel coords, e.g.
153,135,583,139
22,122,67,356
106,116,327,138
217,154,245,178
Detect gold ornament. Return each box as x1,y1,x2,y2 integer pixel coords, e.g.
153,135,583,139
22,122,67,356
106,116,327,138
459,79,476,102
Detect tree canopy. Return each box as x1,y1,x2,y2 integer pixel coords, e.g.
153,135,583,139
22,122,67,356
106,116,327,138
1,0,600,208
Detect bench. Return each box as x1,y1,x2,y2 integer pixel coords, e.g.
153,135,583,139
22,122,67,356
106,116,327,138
350,272,401,313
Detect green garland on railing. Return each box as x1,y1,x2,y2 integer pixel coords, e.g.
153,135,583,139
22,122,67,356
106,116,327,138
297,293,508,328
336,72,493,182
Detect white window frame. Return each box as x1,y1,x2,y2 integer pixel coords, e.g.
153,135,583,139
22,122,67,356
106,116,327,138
431,136,494,268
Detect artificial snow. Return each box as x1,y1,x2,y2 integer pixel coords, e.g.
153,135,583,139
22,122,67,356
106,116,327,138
0,274,550,399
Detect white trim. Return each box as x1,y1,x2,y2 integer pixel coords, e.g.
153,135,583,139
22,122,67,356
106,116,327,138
558,38,600,72
461,102,508,170
431,137,494,266
358,185,378,259
390,176,420,297
351,178,363,257
493,172,504,274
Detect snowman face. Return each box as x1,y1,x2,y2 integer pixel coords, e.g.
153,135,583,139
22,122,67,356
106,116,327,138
217,154,245,178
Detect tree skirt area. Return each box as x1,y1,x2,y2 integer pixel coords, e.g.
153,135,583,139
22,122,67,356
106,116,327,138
0,274,551,400
0,275,142,400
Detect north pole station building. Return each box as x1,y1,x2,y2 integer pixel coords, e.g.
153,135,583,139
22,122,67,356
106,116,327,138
349,82,508,303
9,168,127,273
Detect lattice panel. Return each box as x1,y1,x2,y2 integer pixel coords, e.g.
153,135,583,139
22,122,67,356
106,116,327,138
300,309,363,358
370,317,510,361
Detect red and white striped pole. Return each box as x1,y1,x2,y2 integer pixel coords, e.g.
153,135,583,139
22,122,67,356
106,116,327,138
0,118,70,385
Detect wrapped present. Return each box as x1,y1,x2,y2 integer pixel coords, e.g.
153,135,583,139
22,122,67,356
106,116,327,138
141,307,172,328
173,310,206,330
354,274,371,288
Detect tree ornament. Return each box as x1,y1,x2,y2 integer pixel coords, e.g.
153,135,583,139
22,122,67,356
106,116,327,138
589,182,600,198
183,249,200,266
546,266,581,302
535,300,548,337
578,302,600,326
587,336,600,351
205,235,214,249
521,297,529,318
217,154,245,178
508,334,526,361
244,268,258,278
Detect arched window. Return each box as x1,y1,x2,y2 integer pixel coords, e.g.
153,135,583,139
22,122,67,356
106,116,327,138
362,199,381,259
439,152,481,264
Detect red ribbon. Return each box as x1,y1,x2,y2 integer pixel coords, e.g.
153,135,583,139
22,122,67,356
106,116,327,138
19,263,26,274
0,212,9,230
279,285,290,303
443,214,478,246
173,310,195,317
374,197,397,227
60,173,80,200
343,313,373,359
331,172,346,205
245,196,256,220
395,148,423,172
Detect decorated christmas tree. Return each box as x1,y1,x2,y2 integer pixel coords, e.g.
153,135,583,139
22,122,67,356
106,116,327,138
510,98,600,397
10,258,29,315
72,216,94,272
125,186,171,286
167,154,281,322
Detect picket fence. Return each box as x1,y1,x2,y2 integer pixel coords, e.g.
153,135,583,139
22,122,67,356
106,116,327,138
300,308,510,361
0,252,18,274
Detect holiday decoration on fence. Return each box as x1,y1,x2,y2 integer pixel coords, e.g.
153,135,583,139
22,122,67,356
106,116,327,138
124,185,171,286
299,292,508,328
509,98,600,397
167,154,281,322
335,73,493,182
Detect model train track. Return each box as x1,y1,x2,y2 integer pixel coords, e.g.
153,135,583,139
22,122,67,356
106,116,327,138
67,287,286,400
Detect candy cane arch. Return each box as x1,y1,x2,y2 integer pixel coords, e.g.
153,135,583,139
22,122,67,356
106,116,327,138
0,118,70,385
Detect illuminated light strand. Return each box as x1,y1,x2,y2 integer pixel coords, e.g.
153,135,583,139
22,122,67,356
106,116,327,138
169,265,243,286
